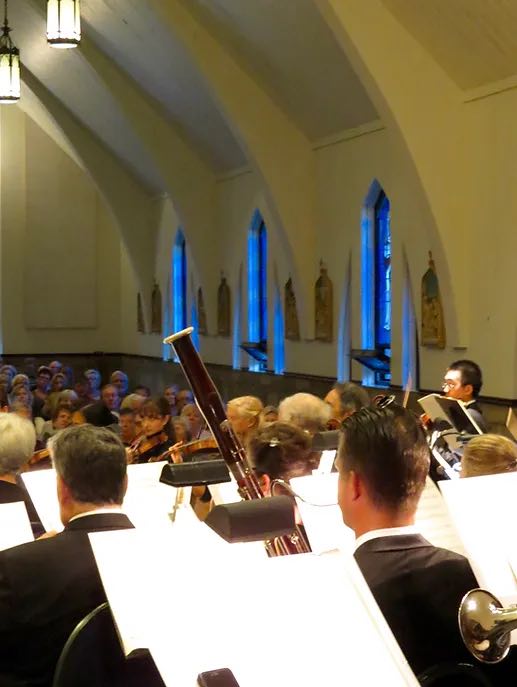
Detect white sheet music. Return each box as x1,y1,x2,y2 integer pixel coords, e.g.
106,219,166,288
415,478,465,555
91,527,418,686
440,472,517,606
22,469,62,532
0,501,34,550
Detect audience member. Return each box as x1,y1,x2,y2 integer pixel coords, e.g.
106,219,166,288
48,360,63,376
461,434,517,478
0,424,133,687
0,374,10,408
9,401,32,421
336,405,480,676
176,389,194,413
101,384,120,414
49,372,67,393
11,373,30,391
0,413,43,535
134,397,176,463
134,385,151,399
73,379,92,408
84,368,102,401
10,385,33,409
181,403,211,441
120,393,146,412
110,370,129,398
39,403,73,444
278,392,331,435
119,408,138,447
82,402,119,431
0,364,16,387
324,382,370,425
260,405,278,425
226,396,263,447
172,416,191,444
32,366,52,417
164,384,179,416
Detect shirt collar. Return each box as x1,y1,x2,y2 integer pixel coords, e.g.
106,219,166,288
68,507,125,523
354,525,418,552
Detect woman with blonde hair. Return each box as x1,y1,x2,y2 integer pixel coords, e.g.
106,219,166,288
461,434,517,478
226,395,263,447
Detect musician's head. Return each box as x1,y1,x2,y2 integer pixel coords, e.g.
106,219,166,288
119,408,137,445
278,393,331,435
443,360,482,402
141,397,175,440
325,382,370,424
250,422,319,495
461,434,517,478
226,396,263,442
50,425,127,525
0,413,36,478
336,406,430,538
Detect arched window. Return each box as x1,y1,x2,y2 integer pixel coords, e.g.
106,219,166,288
247,212,268,372
402,256,418,390
273,287,285,375
173,229,187,333
359,182,391,387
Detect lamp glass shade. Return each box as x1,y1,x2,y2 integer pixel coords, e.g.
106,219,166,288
47,0,81,48
0,45,20,104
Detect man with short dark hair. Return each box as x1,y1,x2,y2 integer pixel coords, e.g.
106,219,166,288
336,405,479,677
0,425,133,687
443,359,487,432
324,381,370,425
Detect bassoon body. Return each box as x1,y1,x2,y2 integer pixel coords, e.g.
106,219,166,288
163,327,310,555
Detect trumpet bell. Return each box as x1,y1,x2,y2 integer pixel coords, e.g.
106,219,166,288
459,589,511,664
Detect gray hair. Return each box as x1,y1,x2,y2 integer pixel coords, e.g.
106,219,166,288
50,424,127,505
278,392,331,434
120,393,146,411
0,413,36,474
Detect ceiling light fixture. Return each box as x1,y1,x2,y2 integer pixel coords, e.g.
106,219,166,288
0,0,20,104
47,0,81,49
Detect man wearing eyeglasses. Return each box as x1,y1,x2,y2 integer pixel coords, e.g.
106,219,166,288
442,359,487,433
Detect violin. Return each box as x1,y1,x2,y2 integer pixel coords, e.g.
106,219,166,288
126,431,169,464
152,437,220,465
29,447,51,467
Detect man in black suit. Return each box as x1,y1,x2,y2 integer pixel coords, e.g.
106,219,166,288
0,424,133,687
336,405,481,678
442,359,487,433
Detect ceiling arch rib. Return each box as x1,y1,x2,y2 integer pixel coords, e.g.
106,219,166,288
147,0,318,337
22,70,157,326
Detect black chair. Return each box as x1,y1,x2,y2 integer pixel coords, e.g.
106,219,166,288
417,662,494,687
52,603,165,687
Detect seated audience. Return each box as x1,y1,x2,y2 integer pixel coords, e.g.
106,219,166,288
172,416,191,444
176,389,194,413
181,403,211,441
41,389,78,421
10,385,33,409
324,381,370,425
120,393,146,412
0,413,44,536
134,385,151,399
101,384,120,414
84,368,102,401
278,392,331,435
226,396,263,447
133,397,176,463
260,405,278,425
249,422,319,494
82,402,118,430
9,401,33,422
73,378,92,408
39,403,73,444
0,424,133,687
11,373,30,390
336,405,481,677
32,366,52,418
0,364,16,388
164,384,179,416
49,372,67,394
119,408,139,447
110,370,129,399
48,360,63,376
461,434,517,478
0,373,10,408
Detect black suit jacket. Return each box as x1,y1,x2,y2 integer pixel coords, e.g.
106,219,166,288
355,534,478,676
0,512,134,687
0,478,45,537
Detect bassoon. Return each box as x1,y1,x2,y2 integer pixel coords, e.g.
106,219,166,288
163,327,310,556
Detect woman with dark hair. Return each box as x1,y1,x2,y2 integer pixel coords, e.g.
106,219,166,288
131,396,176,463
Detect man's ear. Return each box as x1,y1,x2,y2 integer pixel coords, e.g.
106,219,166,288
463,384,474,400
121,474,128,500
349,470,363,502
56,474,72,505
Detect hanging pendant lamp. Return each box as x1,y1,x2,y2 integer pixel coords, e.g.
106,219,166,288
0,0,20,104
47,0,81,49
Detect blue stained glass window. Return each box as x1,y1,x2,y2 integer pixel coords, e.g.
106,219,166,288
248,216,268,372
374,192,391,385
173,230,187,333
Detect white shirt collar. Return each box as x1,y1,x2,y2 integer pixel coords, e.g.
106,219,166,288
68,507,125,523
354,525,418,552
